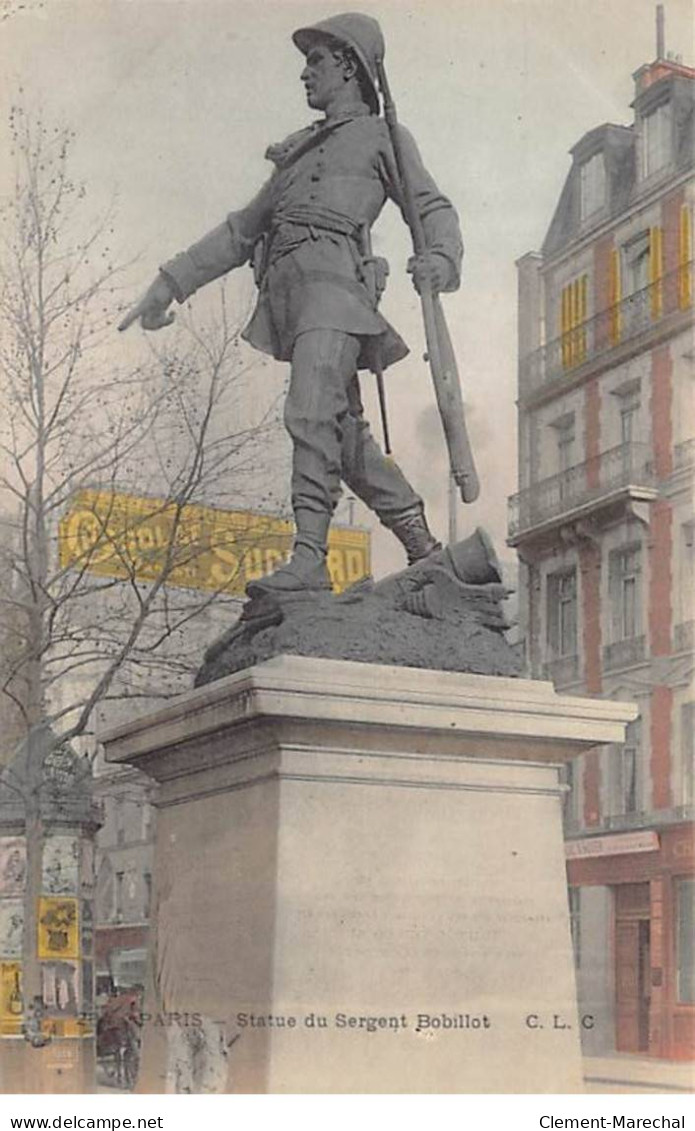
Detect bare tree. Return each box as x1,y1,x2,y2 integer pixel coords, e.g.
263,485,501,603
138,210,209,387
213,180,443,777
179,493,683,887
0,103,284,1026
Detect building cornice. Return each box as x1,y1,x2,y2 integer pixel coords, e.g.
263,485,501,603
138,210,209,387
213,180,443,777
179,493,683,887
539,167,693,277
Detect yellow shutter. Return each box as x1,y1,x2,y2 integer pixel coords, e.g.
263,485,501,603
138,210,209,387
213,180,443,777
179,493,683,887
577,275,587,362
561,274,588,369
561,284,571,368
679,205,692,309
649,226,663,318
609,248,622,344
561,275,588,368
570,280,578,366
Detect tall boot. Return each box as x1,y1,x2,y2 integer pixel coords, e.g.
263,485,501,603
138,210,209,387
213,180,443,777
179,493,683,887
246,508,332,598
387,504,442,566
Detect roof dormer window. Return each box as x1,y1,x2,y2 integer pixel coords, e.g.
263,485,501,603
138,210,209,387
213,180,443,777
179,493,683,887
641,100,672,177
579,152,606,221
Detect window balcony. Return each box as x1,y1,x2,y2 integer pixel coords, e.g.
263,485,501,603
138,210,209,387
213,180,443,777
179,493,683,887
599,805,695,833
520,261,693,399
508,441,656,544
603,635,646,671
543,654,580,686
674,439,695,470
674,620,694,653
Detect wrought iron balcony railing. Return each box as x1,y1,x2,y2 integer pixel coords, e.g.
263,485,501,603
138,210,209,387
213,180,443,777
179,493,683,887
603,635,646,671
674,438,695,469
520,262,694,397
674,620,694,653
542,654,580,686
508,440,655,539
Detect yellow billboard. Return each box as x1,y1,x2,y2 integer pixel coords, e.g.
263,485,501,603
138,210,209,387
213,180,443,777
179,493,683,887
59,489,370,596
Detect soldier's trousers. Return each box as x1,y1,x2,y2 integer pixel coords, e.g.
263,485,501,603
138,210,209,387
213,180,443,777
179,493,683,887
285,329,422,524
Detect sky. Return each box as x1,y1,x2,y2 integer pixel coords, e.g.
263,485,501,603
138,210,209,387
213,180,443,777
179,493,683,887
1,0,693,577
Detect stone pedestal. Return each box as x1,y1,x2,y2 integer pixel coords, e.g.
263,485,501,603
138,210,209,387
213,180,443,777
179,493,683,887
101,656,636,1094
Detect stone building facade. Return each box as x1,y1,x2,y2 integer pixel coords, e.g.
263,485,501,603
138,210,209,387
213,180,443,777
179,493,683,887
509,52,694,1059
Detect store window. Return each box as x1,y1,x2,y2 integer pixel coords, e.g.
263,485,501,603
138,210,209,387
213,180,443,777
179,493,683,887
676,879,695,1003
547,569,578,659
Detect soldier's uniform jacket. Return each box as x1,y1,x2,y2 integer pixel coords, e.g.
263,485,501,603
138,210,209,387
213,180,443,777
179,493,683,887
162,104,463,371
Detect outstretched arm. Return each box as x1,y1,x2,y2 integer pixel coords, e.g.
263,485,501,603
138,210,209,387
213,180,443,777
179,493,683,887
118,178,275,332
118,275,176,332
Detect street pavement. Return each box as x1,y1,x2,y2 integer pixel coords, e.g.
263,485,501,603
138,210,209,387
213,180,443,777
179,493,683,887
584,1054,694,1094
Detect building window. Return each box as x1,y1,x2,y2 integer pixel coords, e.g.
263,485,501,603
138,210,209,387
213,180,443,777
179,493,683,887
114,871,124,924
551,414,576,506
611,383,642,455
623,233,651,296
144,872,153,921
561,275,588,369
676,878,695,1003
141,803,153,843
547,570,577,660
609,545,642,641
678,522,695,633
562,759,581,829
568,886,581,968
617,719,643,816
681,703,694,808
642,101,672,178
580,153,606,222
556,419,576,474
115,795,126,847
621,230,663,326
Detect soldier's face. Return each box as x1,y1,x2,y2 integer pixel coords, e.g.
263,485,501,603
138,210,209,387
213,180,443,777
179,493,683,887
301,44,348,109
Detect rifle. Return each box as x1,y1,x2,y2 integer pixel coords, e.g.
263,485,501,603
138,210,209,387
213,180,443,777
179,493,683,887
375,58,480,504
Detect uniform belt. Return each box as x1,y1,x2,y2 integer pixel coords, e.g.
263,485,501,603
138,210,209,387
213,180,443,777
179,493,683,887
253,209,367,286
271,208,363,240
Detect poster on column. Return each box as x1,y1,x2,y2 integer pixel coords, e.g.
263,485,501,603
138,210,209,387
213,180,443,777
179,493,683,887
0,0,693,1104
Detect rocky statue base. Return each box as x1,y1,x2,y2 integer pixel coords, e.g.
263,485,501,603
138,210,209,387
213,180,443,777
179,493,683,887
196,532,522,685
100,655,636,1094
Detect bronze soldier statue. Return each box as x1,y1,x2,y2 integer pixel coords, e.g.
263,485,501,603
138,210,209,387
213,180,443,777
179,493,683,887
120,12,482,597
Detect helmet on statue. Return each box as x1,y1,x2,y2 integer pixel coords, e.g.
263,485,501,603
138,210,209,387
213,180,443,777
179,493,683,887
292,12,384,115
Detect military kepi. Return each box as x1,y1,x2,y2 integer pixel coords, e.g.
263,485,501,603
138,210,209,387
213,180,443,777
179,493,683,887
292,12,384,114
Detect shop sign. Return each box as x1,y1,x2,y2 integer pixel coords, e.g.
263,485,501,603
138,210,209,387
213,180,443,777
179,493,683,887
565,830,659,859
59,488,369,596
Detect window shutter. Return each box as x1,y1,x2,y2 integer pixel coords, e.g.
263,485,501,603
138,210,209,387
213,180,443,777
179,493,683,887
609,248,622,343
679,206,692,310
578,275,587,361
561,284,571,368
561,275,588,368
649,226,663,317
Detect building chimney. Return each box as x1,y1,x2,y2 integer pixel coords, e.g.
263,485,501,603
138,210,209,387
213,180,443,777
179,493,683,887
656,4,665,59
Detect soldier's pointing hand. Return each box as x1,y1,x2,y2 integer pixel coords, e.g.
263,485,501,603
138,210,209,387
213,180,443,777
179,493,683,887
118,275,176,332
